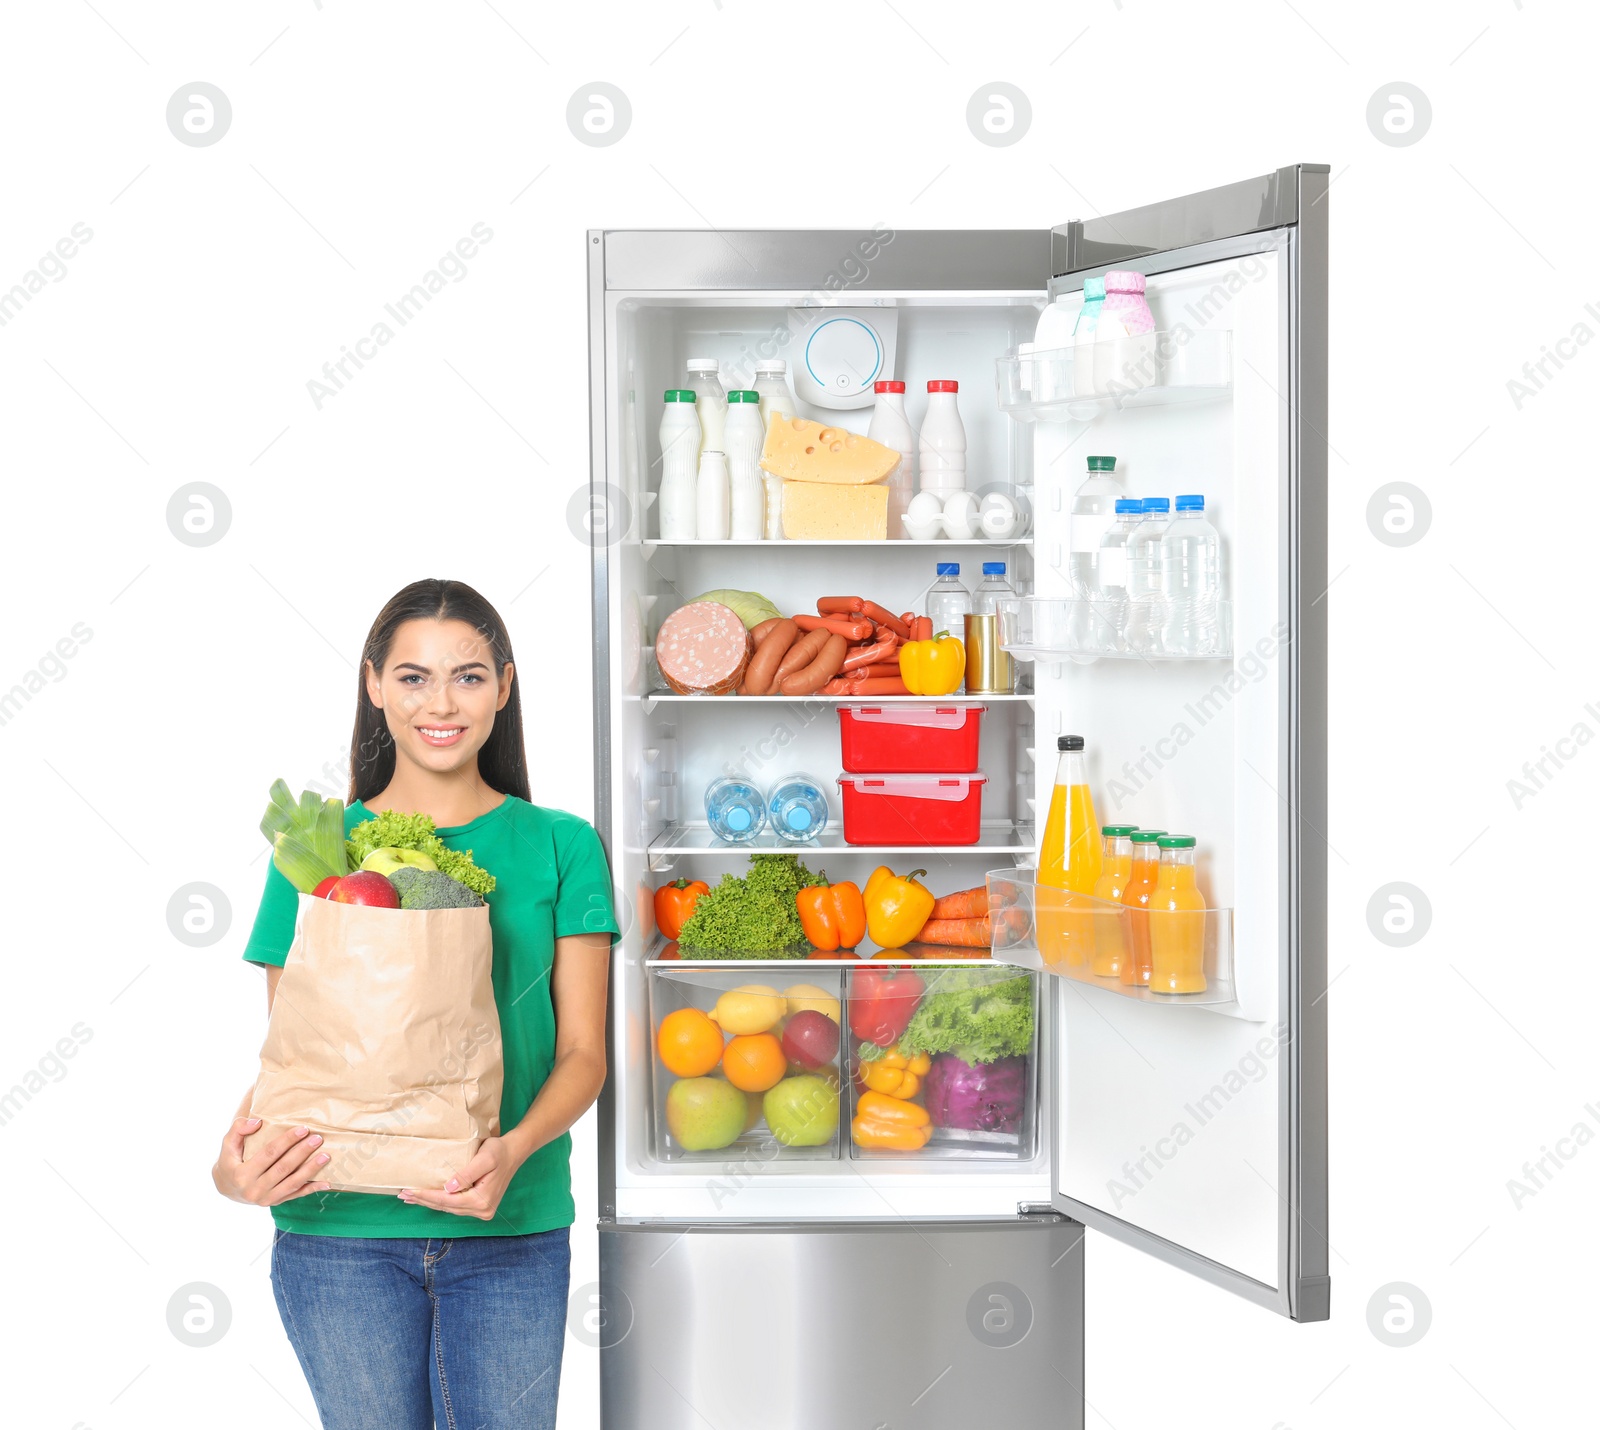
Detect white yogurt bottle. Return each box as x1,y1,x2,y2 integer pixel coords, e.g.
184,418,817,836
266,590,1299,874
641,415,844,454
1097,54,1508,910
868,379,917,539
724,391,766,539
919,379,966,494
753,359,793,431
686,358,728,455
696,450,730,540
658,389,700,540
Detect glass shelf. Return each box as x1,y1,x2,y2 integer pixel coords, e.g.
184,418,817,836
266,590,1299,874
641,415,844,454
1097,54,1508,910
644,821,1036,872
639,537,1030,559
997,596,1232,663
985,869,1243,1016
634,691,1033,707
995,329,1232,423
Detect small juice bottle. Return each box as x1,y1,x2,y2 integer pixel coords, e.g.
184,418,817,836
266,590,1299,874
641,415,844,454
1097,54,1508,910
1119,829,1166,986
1090,825,1138,978
1148,835,1207,994
1037,735,1103,966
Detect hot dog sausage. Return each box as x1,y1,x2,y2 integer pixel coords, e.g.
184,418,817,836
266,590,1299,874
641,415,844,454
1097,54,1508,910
778,633,848,695
775,627,828,681
816,596,866,615
794,613,875,641
860,602,910,640
740,618,797,695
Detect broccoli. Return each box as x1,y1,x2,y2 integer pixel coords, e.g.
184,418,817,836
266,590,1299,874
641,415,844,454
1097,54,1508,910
387,867,485,910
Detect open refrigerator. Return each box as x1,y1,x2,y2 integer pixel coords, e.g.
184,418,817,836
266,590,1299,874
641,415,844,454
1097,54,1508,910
586,165,1328,1430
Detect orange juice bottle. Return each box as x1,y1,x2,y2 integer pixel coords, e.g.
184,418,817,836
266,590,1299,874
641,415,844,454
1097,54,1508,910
1037,735,1103,966
1148,835,1207,993
1119,829,1166,985
1089,825,1138,978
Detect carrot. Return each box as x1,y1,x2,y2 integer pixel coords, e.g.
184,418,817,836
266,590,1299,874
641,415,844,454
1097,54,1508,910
794,613,875,641
913,916,993,948
816,596,866,615
930,886,988,921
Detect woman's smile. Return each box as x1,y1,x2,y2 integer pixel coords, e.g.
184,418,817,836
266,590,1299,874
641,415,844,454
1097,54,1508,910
417,724,467,747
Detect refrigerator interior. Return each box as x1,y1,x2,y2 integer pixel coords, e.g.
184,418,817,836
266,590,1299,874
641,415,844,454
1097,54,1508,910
600,248,1292,1266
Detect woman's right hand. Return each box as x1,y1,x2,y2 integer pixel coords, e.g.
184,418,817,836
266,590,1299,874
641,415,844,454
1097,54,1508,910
212,1116,333,1206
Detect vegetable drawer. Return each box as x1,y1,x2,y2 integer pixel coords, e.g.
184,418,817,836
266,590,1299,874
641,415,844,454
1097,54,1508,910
836,774,986,846
836,703,986,774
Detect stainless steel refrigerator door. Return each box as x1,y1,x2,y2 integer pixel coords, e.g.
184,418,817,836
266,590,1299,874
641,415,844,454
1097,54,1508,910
1041,165,1330,1323
600,1216,1084,1430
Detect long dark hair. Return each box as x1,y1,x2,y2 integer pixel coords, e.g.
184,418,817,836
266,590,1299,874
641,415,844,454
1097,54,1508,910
349,579,530,805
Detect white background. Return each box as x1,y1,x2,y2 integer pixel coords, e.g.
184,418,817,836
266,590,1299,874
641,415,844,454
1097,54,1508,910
1,1,1592,1426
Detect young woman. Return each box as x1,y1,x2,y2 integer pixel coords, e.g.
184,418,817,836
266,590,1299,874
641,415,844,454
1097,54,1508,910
212,578,616,1430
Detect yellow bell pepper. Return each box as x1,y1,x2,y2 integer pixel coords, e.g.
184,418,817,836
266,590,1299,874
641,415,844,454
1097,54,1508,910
898,631,965,696
864,867,936,950
852,1090,933,1150
859,1044,932,1098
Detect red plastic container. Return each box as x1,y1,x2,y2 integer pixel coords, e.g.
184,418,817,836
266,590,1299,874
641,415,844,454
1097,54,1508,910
836,774,987,846
837,704,986,774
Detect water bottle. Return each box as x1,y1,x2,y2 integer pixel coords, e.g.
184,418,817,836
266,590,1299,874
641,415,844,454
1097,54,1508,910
767,772,828,844
972,561,1016,615
1091,498,1145,652
1123,497,1171,655
926,562,971,636
705,776,765,843
1160,494,1223,655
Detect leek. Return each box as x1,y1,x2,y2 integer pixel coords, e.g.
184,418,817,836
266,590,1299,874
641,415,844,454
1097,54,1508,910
261,778,350,893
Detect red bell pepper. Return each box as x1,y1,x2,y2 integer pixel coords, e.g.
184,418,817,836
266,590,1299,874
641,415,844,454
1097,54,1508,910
847,966,926,1048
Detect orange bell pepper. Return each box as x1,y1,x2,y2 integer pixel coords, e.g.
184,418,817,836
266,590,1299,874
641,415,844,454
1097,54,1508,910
796,877,867,952
653,879,708,941
858,1043,931,1098
852,1090,932,1150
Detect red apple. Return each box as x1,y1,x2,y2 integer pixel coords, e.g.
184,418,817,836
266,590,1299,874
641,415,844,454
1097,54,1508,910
312,876,341,899
329,871,401,908
780,1009,839,1071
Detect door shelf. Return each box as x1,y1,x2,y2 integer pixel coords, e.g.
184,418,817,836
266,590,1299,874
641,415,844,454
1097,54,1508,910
985,870,1243,1015
994,328,1232,424
998,597,1232,664
645,821,1036,872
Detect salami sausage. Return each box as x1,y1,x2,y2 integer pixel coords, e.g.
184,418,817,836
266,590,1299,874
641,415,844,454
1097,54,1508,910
656,601,750,696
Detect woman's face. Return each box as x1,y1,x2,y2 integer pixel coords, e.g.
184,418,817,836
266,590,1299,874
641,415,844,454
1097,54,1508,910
365,618,513,780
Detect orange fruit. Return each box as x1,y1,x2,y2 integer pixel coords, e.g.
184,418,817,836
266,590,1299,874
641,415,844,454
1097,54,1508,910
657,1008,724,1078
721,1033,787,1092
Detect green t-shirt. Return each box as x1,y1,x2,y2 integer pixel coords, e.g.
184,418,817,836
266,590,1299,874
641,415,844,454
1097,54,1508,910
242,795,617,1238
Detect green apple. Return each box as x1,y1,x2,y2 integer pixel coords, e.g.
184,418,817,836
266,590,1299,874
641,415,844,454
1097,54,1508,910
360,846,438,878
763,1074,839,1147
665,1077,746,1152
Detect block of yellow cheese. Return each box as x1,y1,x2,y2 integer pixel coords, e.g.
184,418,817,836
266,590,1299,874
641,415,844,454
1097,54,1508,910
781,479,889,540
760,417,898,485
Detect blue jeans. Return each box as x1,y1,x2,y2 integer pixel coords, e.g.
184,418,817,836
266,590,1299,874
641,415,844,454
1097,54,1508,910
271,1228,571,1430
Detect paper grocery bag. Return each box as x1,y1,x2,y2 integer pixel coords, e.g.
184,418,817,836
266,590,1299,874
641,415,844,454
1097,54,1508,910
243,893,503,1194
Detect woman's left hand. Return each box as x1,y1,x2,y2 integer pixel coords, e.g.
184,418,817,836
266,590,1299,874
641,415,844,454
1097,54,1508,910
398,1134,528,1221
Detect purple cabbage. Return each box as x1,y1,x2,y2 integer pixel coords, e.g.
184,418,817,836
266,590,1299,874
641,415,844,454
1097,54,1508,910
923,1053,1028,1134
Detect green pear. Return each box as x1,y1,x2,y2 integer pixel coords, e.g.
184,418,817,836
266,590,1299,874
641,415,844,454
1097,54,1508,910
665,1077,747,1152
763,1074,839,1147
360,846,438,878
